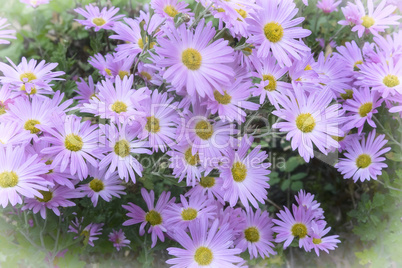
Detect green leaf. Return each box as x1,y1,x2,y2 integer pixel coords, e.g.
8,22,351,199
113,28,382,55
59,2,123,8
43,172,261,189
291,181,303,191
290,172,307,180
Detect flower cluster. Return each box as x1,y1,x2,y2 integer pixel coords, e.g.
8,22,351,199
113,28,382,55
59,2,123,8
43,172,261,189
0,0,400,264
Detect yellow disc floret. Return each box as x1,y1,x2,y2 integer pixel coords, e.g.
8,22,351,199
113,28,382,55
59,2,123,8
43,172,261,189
182,48,202,70
231,162,247,182
0,171,18,188
296,113,316,133
264,22,284,43
64,134,83,152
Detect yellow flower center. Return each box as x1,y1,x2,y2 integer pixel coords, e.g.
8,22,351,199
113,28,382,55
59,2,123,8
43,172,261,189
361,16,375,28
138,37,155,50
291,223,308,238
242,46,253,55
263,74,277,91
313,238,322,244
356,153,371,169
111,101,127,114
164,5,179,17
332,135,345,142
36,190,53,203
340,89,354,100
64,134,83,152
194,246,213,266
105,68,112,76
20,84,37,95
244,227,260,242
145,210,162,226
118,70,129,80
20,72,37,82
184,148,199,166
264,22,284,43
89,178,104,192
182,48,202,70
114,139,130,158
145,116,161,133
296,113,316,133
0,106,6,116
383,74,400,88
358,102,373,117
195,120,213,140
231,162,247,182
353,60,363,71
236,9,247,20
304,64,312,71
140,71,152,81
24,119,41,134
92,17,106,27
213,90,232,104
0,171,18,188
199,176,216,188
181,208,198,221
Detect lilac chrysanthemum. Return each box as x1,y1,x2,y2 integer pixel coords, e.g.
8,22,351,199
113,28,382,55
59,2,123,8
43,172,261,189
97,120,151,182
317,0,341,13
272,204,314,250
68,218,104,247
0,17,16,45
74,4,124,32
22,185,81,219
122,189,175,248
40,115,99,180
335,130,391,182
343,87,383,134
295,190,324,220
78,165,126,207
307,221,341,256
220,135,271,209
0,145,50,208
155,19,234,98
166,218,244,267
0,121,33,147
236,208,276,259
165,194,216,231
273,86,344,162
73,76,98,106
247,0,311,67
109,229,130,251
151,0,191,19
20,0,49,8
336,40,364,73
184,175,225,204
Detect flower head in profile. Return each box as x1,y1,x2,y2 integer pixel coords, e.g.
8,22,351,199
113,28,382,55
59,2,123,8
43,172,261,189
0,17,16,44
122,189,175,248
247,0,311,67
317,0,341,14
166,218,244,267
0,145,50,208
335,130,391,182
236,208,276,259
68,218,104,247
155,19,234,99
20,0,49,8
74,4,124,31
74,76,98,106
109,229,130,251
78,165,126,207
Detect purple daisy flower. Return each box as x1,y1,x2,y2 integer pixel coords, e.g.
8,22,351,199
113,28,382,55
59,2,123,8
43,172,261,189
273,86,344,162
272,204,314,250
247,0,311,67
0,145,50,208
40,114,99,180
357,58,402,98
166,218,244,267
202,78,260,123
122,188,175,248
74,4,124,32
0,57,64,95
236,208,276,259
165,194,216,231
136,90,179,152
73,76,98,106
317,0,341,13
338,2,361,26
250,53,291,107
68,218,104,247
109,229,130,251
307,220,340,256
335,130,391,182
155,19,234,99
22,184,81,219
137,61,163,87
78,164,126,207
0,121,33,147
20,0,49,8
343,87,383,134
349,0,401,38
89,53,134,81
151,0,192,19
97,120,151,182
185,175,225,204
0,17,16,45
336,40,364,73
220,135,271,209
295,190,324,220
